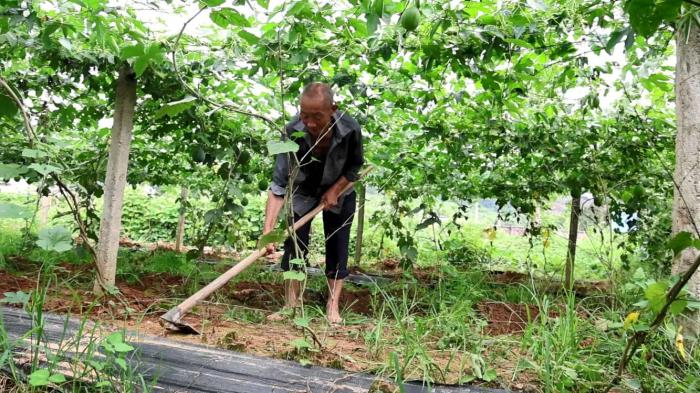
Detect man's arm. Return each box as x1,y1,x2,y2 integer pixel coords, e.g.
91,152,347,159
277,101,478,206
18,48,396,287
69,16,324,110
262,191,285,254
264,145,291,252
321,128,363,210
263,190,285,234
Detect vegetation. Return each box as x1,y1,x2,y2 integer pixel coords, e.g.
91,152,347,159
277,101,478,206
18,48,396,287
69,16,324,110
2,0,700,391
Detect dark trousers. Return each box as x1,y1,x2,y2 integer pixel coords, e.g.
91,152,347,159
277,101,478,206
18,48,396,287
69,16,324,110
281,192,356,280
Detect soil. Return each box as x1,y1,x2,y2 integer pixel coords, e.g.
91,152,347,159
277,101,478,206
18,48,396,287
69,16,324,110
477,301,552,336
0,261,563,391
488,270,611,296
0,270,35,294
118,237,242,261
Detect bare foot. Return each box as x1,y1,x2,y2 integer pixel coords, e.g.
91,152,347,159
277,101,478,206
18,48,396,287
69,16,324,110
326,304,343,325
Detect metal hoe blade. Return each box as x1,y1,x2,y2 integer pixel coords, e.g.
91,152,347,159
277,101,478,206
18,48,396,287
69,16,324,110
159,307,200,335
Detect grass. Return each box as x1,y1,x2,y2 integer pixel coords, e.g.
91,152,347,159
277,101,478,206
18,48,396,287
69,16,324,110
3,187,622,280
0,270,154,392
1,238,698,392
1,190,698,392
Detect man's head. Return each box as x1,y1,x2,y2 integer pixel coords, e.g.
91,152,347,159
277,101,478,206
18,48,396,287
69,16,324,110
300,82,337,137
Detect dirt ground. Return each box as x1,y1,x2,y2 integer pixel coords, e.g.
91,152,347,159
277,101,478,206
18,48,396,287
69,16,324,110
0,258,562,390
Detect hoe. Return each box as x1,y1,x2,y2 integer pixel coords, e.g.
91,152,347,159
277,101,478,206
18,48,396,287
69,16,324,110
160,168,370,334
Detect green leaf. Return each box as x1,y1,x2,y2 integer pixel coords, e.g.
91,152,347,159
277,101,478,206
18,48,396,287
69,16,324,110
0,290,31,305
293,316,310,328
287,1,310,17
204,208,222,225
89,360,105,371
401,246,418,261
120,43,145,59
283,271,306,281
106,332,124,344
367,13,379,35
113,342,135,353
504,38,534,49
668,231,695,256
0,203,33,219
0,17,10,34
373,0,383,16
114,358,127,370
482,368,498,382
58,37,72,50
625,0,681,38
155,96,197,119
266,140,299,155
48,373,67,383
22,148,49,158
83,0,103,10
28,163,61,176
625,0,661,37
36,226,73,252
133,56,151,77
210,8,251,28
258,229,286,248
0,93,18,117
605,28,628,54
202,0,225,6
28,369,50,386
656,0,683,21
669,298,688,315
145,43,162,58
0,163,28,178
256,0,268,8
238,30,259,45
645,281,668,313
290,338,311,349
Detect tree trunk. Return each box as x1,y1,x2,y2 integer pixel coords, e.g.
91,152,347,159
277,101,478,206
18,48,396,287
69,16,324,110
94,66,137,294
38,195,51,227
565,190,581,291
353,183,366,266
175,186,189,253
673,23,700,337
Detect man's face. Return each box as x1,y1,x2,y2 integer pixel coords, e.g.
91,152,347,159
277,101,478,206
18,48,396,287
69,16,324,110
300,95,336,137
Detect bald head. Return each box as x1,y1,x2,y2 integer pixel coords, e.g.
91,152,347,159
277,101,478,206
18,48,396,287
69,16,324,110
302,82,335,107
299,82,337,137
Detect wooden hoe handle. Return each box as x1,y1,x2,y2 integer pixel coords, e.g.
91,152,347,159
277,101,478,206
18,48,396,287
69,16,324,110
161,167,372,326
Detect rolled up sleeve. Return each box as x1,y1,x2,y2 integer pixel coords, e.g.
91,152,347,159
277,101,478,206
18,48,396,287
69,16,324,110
269,151,289,196
342,128,364,182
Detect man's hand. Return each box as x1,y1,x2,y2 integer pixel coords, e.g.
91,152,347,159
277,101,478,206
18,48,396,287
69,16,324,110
321,188,340,210
265,242,276,255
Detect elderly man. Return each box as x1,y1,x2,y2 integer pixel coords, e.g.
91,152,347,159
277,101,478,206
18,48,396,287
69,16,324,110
262,82,364,324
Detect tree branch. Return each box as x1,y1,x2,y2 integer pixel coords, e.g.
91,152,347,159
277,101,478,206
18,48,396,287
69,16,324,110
0,76,110,292
0,77,37,146
170,7,277,128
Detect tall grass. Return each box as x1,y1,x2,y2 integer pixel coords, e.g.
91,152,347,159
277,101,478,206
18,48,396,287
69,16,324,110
0,266,154,392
